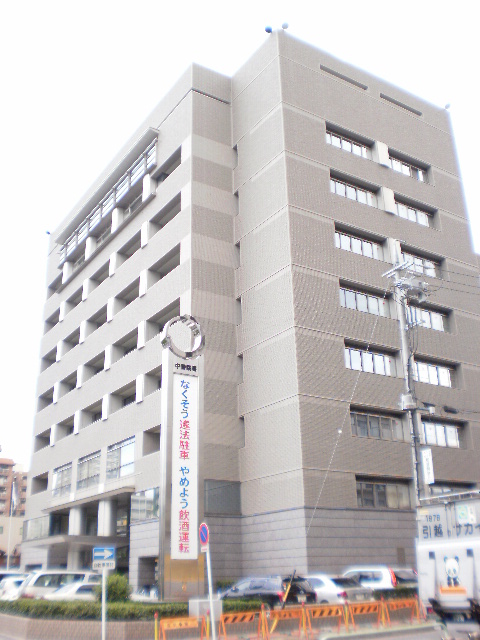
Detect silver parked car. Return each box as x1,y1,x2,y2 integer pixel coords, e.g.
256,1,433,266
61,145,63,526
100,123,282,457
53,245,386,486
306,574,372,604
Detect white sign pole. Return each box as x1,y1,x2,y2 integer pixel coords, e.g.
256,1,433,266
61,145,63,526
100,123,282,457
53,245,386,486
102,567,107,640
206,544,216,640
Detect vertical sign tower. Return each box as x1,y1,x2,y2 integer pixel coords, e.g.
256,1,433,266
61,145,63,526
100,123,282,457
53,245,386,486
158,316,205,600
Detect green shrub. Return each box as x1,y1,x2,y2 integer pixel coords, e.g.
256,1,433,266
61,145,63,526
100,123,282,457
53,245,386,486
222,599,262,612
215,579,235,592
373,587,418,600
94,573,131,602
0,599,188,621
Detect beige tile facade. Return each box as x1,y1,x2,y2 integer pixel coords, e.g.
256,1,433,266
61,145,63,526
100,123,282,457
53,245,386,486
24,31,479,585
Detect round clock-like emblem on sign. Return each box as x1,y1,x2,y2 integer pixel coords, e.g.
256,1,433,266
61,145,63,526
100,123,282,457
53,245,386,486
161,315,205,360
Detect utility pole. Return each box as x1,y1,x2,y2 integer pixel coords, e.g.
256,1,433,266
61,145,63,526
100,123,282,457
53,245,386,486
383,257,429,508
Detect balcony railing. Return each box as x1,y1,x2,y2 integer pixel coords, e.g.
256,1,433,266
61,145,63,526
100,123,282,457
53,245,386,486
59,140,157,266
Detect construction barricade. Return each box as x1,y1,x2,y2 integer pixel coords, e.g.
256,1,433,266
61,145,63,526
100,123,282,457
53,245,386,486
268,604,309,639
305,603,346,635
383,596,425,625
345,600,389,630
160,615,207,640
218,610,263,640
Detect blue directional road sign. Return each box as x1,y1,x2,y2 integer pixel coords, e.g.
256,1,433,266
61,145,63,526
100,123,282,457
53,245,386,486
92,547,116,570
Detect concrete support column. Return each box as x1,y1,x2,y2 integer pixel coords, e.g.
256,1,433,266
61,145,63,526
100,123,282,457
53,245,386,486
107,296,126,322
56,340,71,361
50,424,58,446
104,344,124,370
97,499,117,537
77,364,95,388
142,174,157,202
79,319,96,343
62,261,73,284
68,507,86,535
67,506,86,570
141,221,159,248
82,278,98,301
73,409,87,434
137,320,158,349
85,236,97,260
59,300,73,322
381,186,396,214
109,252,126,277
373,140,390,167
53,381,70,404
102,394,122,420
136,374,159,403
139,269,160,297
111,207,125,233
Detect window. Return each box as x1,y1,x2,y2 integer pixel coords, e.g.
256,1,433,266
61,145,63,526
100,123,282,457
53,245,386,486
429,483,474,497
326,130,371,159
330,178,377,207
394,201,430,227
357,479,411,509
335,231,384,260
340,287,390,317
351,411,408,441
413,360,453,387
345,346,396,377
401,250,439,277
131,487,159,521
52,464,72,497
106,437,135,480
389,154,427,182
77,452,101,489
406,306,445,332
421,421,461,448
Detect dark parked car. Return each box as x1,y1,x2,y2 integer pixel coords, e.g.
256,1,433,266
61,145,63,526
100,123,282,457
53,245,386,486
219,575,316,608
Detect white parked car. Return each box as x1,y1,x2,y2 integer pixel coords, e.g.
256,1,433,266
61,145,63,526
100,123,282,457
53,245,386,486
306,574,372,604
342,565,417,590
0,575,30,601
19,570,100,599
44,582,97,601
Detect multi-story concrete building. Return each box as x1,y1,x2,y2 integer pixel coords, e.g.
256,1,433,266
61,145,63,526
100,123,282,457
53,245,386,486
22,31,480,593
0,459,27,518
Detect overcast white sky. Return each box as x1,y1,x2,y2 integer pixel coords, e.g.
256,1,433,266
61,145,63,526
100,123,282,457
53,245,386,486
0,0,478,469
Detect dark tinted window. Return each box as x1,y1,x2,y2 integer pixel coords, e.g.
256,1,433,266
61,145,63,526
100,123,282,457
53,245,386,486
332,577,360,587
308,578,325,588
394,570,417,583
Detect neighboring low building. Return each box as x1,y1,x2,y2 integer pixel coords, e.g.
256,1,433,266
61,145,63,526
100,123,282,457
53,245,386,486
0,459,27,567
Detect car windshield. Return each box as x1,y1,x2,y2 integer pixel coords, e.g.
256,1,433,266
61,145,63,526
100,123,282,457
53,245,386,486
331,577,361,587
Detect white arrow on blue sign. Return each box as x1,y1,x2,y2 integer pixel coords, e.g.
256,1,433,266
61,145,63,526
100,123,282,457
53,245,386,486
93,547,115,561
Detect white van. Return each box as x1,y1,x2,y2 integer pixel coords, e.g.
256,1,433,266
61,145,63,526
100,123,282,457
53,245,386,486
19,570,100,599
416,537,480,620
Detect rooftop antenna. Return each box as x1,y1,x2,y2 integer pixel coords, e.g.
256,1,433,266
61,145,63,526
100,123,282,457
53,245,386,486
265,23,289,33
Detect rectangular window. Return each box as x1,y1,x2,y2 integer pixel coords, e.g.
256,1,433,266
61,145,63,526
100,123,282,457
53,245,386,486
131,487,159,521
52,464,72,497
351,411,407,442
77,451,101,489
340,287,389,317
406,306,445,332
421,421,461,448
395,201,430,227
357,479,411,509
335,231,384,260
389,154,427,182
106,437,135,480
330,177,377,207
413,360,453,387
401,250,439,277
326,130,371,159
345,347,396,377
